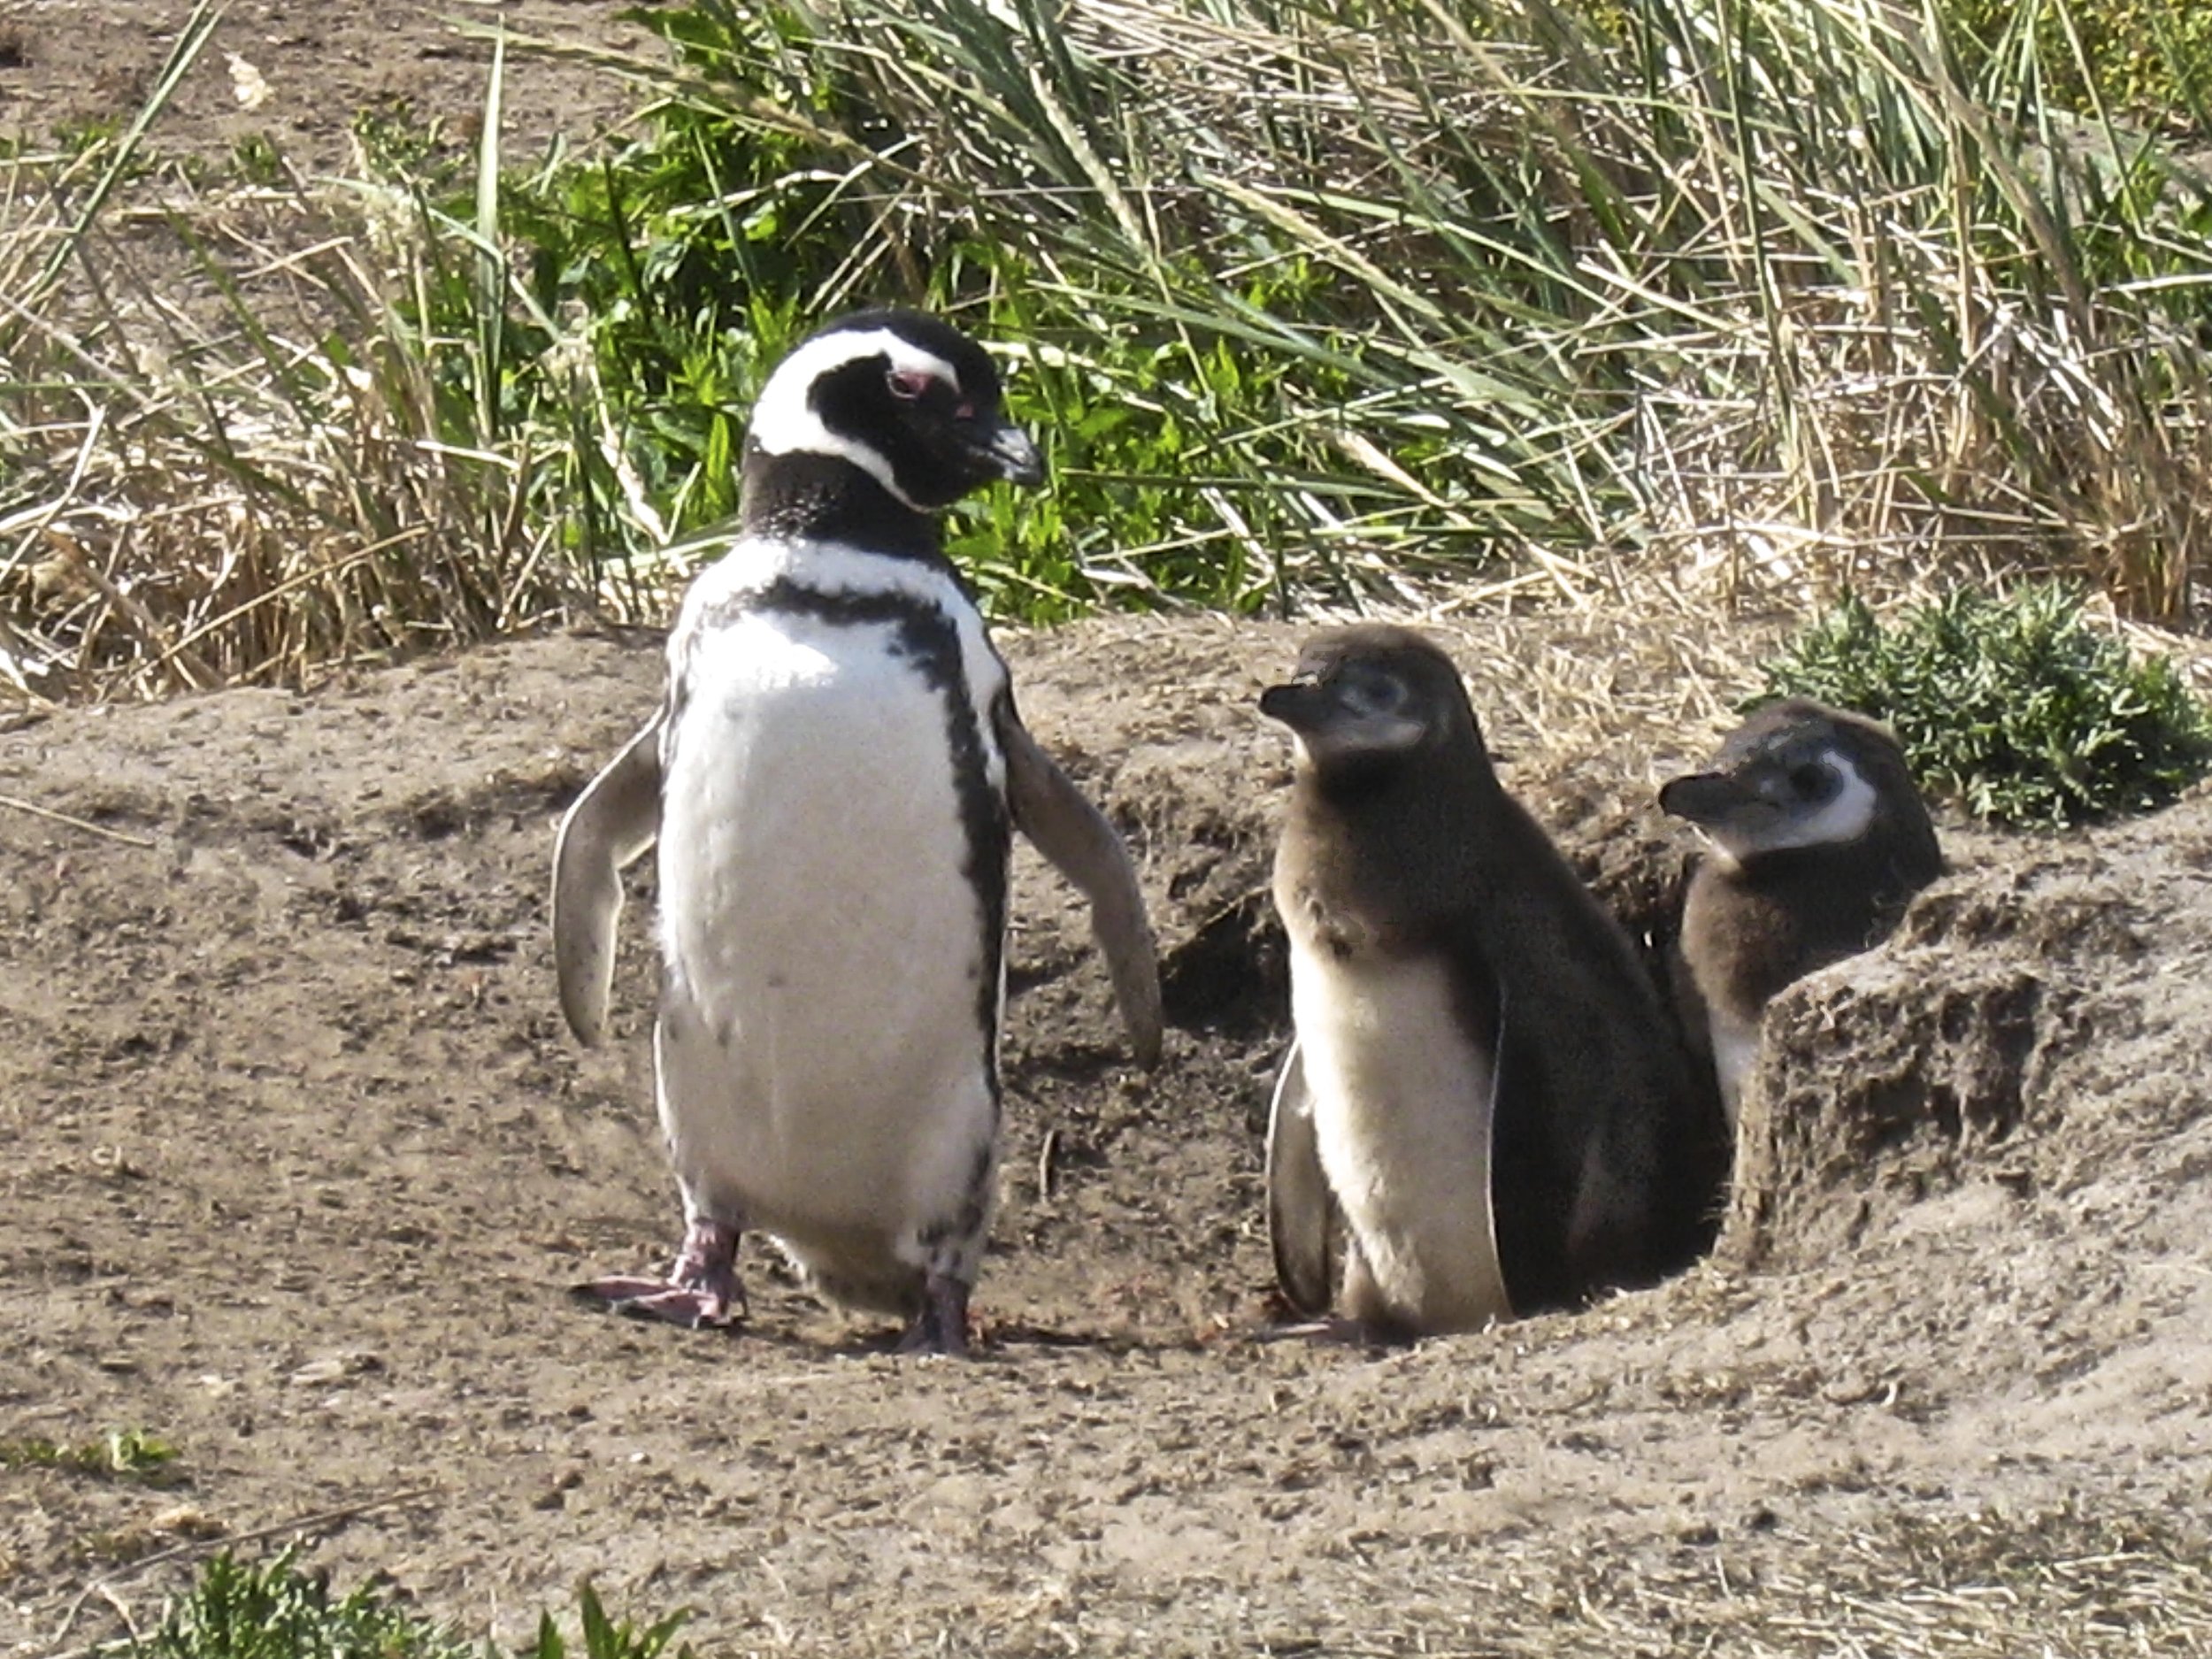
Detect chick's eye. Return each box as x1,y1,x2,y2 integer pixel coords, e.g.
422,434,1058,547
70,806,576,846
887,369,932,401
1790,762,1837,801
1339,667,1405,716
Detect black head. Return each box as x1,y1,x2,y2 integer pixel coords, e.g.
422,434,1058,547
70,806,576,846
746,309,1043,512
1258,625,1488,780
1660,699,1935,868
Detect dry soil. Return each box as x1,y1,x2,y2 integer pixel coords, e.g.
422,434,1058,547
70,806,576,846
2,5,2210,1655
3,613,2211,1656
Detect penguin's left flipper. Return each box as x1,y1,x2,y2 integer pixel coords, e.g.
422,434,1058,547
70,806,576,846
997,708,1164,1069
1265,1039,1347,1317
551,710,664,1047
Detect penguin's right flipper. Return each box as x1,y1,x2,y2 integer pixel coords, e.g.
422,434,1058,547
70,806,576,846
552,710,664,1047
999,710,1164,1068
1265,1040,1342,1317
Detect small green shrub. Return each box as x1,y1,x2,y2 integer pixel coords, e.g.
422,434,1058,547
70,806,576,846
119,1553,693,1659
124,1551,472,1659
0,1428,179,1480
1757,584,2212,826
366,2,1412,620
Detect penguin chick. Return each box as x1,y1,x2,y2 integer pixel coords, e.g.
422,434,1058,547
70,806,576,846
1263,626,1724,1338
1660,698,1941,1130
551,309,1163,1355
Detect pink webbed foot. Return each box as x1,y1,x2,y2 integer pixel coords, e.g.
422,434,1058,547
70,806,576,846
577,1218,745,1330
896,1271,973,1356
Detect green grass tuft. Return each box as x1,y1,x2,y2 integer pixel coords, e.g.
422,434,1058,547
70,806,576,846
1758,583,2212,826
519,1581,695,1659
115,1553,694,1659
0,1429,180,1481
122,1551,471,1659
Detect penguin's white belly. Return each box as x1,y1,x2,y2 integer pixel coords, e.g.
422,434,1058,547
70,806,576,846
1709,1008,1762,1133
1290,944,1511,1333
655,607,1002,1271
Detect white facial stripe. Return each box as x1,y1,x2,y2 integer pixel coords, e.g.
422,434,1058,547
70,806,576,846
1711,755,1880,860
747,328,964,511
1287,714,1426,768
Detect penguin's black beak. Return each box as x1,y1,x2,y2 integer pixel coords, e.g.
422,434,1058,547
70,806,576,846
977,420,1044,487
1659,772,1756,825
1258,680,1327,731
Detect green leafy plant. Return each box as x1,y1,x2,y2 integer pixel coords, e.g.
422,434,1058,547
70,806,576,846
520,1583,694,1659
0,1428,180,1480
119,1553,694,1659
124,1550,474,1659
1758,584,2212,826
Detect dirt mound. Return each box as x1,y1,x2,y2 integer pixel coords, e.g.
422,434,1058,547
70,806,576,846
4,616,2210,1656
1732,803,2212,1266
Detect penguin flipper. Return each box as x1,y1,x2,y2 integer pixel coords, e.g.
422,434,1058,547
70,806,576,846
998,710,1164,1068
1266,1039,1342,1316
552,710,664,1047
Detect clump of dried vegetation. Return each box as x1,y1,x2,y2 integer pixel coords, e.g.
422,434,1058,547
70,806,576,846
1472,1498,2212,1657
3,0,2210,712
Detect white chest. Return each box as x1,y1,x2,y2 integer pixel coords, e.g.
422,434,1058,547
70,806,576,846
644,539,1013,1248
1289,942,1512,1332
654,538,1010,1075
1709,1008,1763,1133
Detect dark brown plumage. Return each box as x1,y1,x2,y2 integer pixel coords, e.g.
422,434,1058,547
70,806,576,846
1264,625,1727,1331
1661,698,1942,1123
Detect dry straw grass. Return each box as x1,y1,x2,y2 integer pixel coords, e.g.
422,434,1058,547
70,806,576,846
4,0,2212,715
1071,0,2212,621
932,1498,2212,1655
1525,1502,2212,1657
0,165,559,706
0,9,603,712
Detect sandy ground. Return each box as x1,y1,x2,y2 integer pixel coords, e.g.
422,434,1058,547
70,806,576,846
0,0,646,170
4,5,2211,1655
2,612,2210,1655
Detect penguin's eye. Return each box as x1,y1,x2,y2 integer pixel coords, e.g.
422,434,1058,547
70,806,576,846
887,369,933,401
1337,665,1408,717
1789,762,1839,803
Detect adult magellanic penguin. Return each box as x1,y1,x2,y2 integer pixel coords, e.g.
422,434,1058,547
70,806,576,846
1262,626,1725,1338
552,310,1163,1355
1661,698,1941,1129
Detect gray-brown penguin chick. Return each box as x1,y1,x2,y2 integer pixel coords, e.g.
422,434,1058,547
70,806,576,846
1262,625,1726,1337
1660,698,1942,1130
